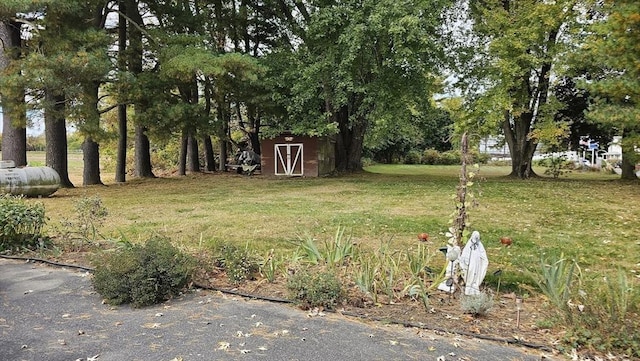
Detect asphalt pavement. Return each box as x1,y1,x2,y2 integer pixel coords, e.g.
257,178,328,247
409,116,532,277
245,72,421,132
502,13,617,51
0,258,556,361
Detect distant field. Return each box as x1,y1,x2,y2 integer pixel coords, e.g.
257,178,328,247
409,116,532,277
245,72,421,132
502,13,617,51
18,151,109,185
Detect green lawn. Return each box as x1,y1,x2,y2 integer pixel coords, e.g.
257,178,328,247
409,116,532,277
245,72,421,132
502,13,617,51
31,160,638,281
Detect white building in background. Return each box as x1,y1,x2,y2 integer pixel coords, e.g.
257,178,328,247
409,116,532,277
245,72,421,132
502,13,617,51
478,136,511,160
478,135,625,168
602,136,622,160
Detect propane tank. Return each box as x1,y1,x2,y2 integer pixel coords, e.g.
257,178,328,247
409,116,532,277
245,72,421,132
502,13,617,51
0,160,61,197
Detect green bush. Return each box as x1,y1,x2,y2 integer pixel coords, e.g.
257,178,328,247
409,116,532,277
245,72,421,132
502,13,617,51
92,236,195,307
422,149,465,165
287,269,344,309
559,269,640,357
438,150,461,165
361,157,375,167
422,149,441,165
403,150,422,164
472,151,491,164
0,195,48,252
217,244,260,284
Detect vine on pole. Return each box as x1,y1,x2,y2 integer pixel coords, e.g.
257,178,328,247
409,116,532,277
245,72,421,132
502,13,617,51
446,132,479,248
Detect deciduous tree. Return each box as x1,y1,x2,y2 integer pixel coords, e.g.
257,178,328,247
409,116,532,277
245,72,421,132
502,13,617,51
454,0,582,178
268,0,451,172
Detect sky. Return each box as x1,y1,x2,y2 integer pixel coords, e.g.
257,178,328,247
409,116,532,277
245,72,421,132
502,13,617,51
0,106,45,136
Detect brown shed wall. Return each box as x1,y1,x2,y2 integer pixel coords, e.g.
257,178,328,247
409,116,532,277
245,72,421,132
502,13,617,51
260,134,335,177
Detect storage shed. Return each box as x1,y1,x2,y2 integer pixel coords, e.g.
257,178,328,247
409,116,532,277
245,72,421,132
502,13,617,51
260,133,335,177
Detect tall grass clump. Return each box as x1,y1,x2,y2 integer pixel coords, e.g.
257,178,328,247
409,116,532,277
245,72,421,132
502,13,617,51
532,253,581,323
260,249,284,283
294,226,354,268
353,239,439,307
532,253,640,357
560,269,640,357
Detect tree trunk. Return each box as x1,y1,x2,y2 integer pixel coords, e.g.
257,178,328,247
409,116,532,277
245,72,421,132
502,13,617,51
1,105,27,167
334,106,367,172
127,0,154,179
187,133,200,172
203,135,216,171
44,91,74,188
0,20,27,167
620,150,637,180
247,108,261,155
81,138,103,185
178,130,187,176
503,110,537,179
620,128,639,180
218,102,230,171
134,124,155,178
80,81,103,185
116,102,128,182
219,132,229,172
115,0,127,183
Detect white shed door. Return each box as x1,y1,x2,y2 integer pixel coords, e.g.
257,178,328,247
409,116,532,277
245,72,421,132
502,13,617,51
275,143,303,176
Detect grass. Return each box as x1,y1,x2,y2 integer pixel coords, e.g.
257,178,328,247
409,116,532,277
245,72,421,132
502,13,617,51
21,154,640,288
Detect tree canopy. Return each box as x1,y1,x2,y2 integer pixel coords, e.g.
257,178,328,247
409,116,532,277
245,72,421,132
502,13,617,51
0,0,638,181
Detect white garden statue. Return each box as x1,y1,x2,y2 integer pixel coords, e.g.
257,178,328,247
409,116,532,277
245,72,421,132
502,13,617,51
437,231,489,295
458,231,489,295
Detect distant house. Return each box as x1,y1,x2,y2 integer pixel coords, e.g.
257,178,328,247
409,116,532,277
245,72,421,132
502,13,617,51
479,137,510,160
479,135,626,168
602,136,622,161
260,133,336,177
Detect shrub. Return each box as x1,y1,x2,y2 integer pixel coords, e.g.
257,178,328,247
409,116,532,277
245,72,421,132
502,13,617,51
559,269,640,357
471,151,491,164
0,195,48,252
539,155,572,178
360,157,375,167
403,150,422,164
422,149,441,165
92,236,195,307
437,150,461,165
287,269,344,309
217,244,260,284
